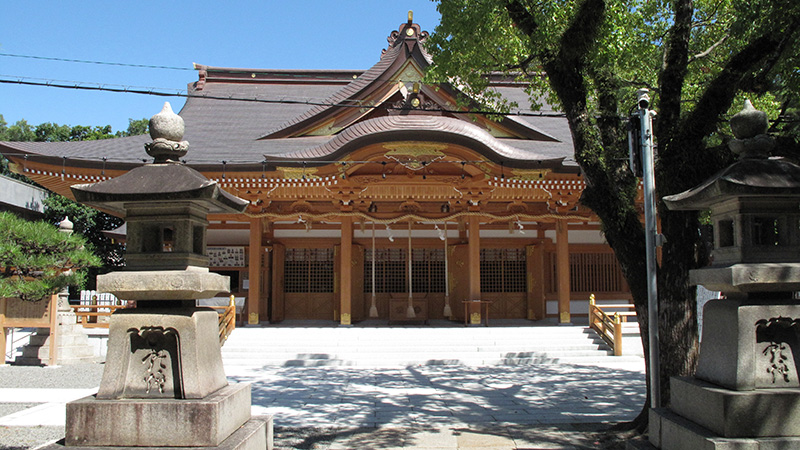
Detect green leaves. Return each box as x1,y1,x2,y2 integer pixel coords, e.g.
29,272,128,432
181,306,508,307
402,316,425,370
0,212,100,302
0,115,148,142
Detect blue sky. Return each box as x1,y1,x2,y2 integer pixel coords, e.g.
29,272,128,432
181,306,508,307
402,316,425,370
0,1,441,133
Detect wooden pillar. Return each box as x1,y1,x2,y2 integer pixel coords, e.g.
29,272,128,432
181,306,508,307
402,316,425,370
340,216,353,325
1,298,6,365
260,220,272,321
48,294,57,366
556,220,571,324
526,244,546,320
467,216,481,324
247,217,262,325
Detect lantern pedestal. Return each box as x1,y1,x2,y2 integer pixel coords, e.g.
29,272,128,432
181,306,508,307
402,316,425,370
648,102,800,449
649,298,800,449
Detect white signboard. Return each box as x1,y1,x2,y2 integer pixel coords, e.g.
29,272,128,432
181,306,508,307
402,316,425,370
208,247,245,267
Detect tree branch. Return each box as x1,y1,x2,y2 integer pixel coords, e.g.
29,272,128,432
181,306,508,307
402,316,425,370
688,34,729,64
657,0,694,143
683,21,800,144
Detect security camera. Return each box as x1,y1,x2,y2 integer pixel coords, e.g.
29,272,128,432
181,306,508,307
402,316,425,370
636,89,650,109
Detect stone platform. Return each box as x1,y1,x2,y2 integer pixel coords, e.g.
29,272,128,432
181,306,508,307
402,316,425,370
66,383,252,447
42,415,272,450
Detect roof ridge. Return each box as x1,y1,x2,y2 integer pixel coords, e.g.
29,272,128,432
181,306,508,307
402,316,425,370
257,45,403,138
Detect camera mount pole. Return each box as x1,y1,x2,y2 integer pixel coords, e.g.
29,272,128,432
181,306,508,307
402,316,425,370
637,88,661,409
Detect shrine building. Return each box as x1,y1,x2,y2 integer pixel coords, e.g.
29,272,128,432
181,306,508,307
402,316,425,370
0,14,632,326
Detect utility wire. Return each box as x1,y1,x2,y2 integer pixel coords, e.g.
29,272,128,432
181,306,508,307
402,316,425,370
0,52,195,71
0,76,568,118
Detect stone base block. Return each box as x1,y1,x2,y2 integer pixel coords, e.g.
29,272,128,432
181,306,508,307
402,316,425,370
650,407,800,450
66,383,252,447
45,415,272,450
626,437,658,450
97,269,231,301
98,308,227,399
672,376,800,438
696,300,800,390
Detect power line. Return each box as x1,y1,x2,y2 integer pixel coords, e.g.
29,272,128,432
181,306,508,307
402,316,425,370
0,52,194,71
0,76,569,118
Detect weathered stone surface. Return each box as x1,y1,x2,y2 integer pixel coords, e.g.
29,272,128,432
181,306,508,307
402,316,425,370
690,263,800,293
149,102,185,142
650,408,760,450
97,269,230,301
66,383,252,447
49,413,271,450
696,300,800,391
671,377,800,438
730,100,768,140
97,308,227,399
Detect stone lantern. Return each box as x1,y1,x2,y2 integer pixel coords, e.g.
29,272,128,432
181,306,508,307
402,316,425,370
648,102,800,449
51,102,271,449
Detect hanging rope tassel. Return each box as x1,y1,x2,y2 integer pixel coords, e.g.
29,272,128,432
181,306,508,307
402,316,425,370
369,222,378,318
406,219,416,319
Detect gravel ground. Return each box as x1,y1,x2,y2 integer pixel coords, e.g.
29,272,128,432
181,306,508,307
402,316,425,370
0,405,37,418
0,364,104,389
0,426,63,450
0,364,104,450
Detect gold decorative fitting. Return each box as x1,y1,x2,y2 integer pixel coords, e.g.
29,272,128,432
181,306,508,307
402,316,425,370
278,166,319,180
340,313,352,325
511,169,551,180
470,312,481,325
559,311,571,323
383,142,447,170
248,312,259,324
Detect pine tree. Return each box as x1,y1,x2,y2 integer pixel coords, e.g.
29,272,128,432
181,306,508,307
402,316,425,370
0,212,101,302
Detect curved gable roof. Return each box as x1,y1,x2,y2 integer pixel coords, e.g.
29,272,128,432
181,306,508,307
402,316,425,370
272,115,564,169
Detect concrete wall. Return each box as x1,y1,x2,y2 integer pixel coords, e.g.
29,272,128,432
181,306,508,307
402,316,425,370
0,174,48,220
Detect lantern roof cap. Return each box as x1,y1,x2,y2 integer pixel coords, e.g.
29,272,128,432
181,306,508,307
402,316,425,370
664,158,800,210
71,162,248,216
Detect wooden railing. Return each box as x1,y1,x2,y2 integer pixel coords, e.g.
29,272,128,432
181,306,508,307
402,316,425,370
71,295,237,346
207,296,237,345
588,294,637,356
70,304,131,328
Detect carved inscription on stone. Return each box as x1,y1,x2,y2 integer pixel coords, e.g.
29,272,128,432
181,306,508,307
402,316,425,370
755,317,800,388
123,327,184,399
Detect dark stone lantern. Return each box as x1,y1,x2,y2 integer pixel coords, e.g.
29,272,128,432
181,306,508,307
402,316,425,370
664,100,800,294
647,102,800,449
53,103,270,450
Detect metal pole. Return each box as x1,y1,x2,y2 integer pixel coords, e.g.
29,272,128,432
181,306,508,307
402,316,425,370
638,88,661,409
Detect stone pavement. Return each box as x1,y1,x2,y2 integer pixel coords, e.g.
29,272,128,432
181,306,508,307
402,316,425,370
0,359,645,449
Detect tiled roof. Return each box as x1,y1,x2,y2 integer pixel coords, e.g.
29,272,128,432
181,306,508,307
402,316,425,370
0,23,577,172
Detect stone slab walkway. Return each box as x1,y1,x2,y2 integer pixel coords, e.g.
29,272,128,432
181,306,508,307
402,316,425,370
0,359,644,449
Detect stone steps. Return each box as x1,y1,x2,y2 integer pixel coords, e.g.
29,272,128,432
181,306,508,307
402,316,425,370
221,323,643,368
